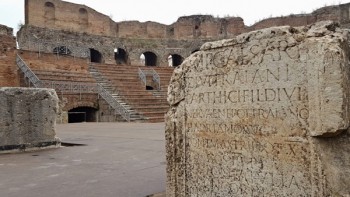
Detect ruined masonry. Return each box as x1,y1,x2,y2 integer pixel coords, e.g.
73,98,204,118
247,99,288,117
0,88,61,153
166,21,350,196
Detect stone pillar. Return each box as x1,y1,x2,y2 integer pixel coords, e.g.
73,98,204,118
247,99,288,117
0,87,61,153
165,21,350,196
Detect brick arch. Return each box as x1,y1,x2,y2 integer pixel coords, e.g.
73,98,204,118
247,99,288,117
167,53,184,67
44,1,55,26
114,47,129,65
79,8,88,30
140,50,159,66
65,101,98,112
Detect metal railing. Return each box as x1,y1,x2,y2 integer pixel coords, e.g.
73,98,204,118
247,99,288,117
138,68,147,86
97,84,131,121
90,64,132,122
41,80,97,93
16,54,132,122
151,68,161,90
16,54,42,88
138,68,161,90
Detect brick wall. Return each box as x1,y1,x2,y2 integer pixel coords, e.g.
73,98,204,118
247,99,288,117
0,25,18,87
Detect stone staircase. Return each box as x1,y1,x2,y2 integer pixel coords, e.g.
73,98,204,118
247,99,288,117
91,63,174,122
88,65,145,122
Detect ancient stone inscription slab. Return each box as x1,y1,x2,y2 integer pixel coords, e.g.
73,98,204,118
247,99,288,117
0,87,61,153
166,21,350,197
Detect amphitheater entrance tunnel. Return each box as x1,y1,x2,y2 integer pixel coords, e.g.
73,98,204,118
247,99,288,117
68,107,97,123
141,52,157,66
168,54,184,67
114,48,128,64
90,48,102,63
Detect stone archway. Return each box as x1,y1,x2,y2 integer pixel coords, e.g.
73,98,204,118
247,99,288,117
68,106,97,123
168,54,184,67
90,48,102,63
114,48,128,64
141,51,157,66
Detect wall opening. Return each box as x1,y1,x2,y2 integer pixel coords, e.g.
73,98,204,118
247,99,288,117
90,48,102,63
146,85,154,90
68,107,97,123
194,19,201,37
44,2,55,26
168,54,183,67
114,48,128,64
79,8,88,29
141,52,157,66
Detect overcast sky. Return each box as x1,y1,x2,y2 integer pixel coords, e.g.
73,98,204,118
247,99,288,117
0,0,345,34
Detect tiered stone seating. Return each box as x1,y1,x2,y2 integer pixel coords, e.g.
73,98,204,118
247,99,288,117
32,70,96,83
18,50,174,122
19,50,96,85
93,63,174,122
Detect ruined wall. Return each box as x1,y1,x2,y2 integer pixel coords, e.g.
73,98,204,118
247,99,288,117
250,3,350,31
25,0,116,36
173,15,246,39
0,25,19,87
24,0,350,40
17,26,205,66
20,0,350,68
25,0,246,39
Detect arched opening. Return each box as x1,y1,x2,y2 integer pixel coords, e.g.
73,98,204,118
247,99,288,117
141,51,157,66
114,48,128,64
168,54,183,67
68,107,97,123
146,85,154,90
90,48,102,63
79,8,88,29
44,2,55,26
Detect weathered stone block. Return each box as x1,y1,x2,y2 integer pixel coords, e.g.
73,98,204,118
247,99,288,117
166,21,350,196
0,87,60,153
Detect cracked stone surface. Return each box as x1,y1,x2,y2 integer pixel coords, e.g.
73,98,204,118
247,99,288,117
0,87,60,152
166,21,350,196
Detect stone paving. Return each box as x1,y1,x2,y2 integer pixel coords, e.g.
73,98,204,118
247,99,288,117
0,123,166,197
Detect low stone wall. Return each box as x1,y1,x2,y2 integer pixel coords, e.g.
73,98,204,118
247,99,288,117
0,87,61,153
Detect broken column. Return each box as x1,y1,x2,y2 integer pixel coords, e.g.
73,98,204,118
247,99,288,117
165,21,350,196
0,87,61,153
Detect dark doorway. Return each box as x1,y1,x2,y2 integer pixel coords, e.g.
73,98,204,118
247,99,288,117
114,48,128,64
68,107,97,123
90,48,102,63
146,85,154,90
142,52,157,66
170,54,183,67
